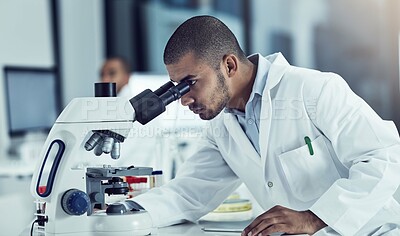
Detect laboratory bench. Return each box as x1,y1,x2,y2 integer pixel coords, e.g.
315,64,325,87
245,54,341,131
20,221,309,236
21,221,243,236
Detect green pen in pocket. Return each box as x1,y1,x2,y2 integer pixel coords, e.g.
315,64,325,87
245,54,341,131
304,136,314,155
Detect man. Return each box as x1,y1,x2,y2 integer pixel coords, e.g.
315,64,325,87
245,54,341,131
100,56,131,97
129,16,400,235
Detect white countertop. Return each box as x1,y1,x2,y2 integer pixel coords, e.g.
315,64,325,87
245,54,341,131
20,221,309,236
20,221,243,236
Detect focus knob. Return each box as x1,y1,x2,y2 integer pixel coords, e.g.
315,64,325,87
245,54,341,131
61,189,90,215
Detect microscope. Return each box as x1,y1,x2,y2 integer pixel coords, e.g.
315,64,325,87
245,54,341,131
30,81,189,235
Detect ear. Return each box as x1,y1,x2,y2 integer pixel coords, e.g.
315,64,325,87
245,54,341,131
223,54,238,77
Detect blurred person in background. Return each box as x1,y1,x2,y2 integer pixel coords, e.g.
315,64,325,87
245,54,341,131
100,56,132,97
99,56,161,169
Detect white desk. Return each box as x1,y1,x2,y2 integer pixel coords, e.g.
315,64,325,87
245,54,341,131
0,153,35,178
20,221,311,236
0,160,34,177
20,222,243,236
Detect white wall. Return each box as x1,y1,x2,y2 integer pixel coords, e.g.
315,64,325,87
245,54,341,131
250,0,326,68
59,0,104,105
0,0,53,156
0,0,105,155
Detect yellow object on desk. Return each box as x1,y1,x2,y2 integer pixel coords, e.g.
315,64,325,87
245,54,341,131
213,199,252,213
200,198,253,222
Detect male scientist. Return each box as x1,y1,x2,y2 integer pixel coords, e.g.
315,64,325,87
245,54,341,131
127,15,400,235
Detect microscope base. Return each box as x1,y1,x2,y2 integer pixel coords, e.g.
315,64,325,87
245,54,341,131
40,210,152,236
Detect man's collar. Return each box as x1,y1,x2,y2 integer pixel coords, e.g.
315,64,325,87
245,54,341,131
224,53,271,115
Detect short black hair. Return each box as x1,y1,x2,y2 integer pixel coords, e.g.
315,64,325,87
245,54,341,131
163,15,247,70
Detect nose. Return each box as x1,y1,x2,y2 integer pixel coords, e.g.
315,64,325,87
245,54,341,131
181,93,194,106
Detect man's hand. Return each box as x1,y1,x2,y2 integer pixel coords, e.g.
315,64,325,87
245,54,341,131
242,205,327,236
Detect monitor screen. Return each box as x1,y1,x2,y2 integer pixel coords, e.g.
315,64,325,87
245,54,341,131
4,67,60,136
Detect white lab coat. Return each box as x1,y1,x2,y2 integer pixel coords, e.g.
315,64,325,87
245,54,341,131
134,53,400,235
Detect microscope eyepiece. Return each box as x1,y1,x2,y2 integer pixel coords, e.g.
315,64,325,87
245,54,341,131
129,80,190,125
94,82,117,97
153,81,174,96
159,81,190,106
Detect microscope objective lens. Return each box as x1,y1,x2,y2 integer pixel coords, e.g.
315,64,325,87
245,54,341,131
84,132,103,151
102,137,114,154
94,140,103,156
111,142,120,159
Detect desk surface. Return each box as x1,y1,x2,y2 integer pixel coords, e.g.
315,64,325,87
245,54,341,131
0,158,34,177
21,221,308,236
21,222,242,236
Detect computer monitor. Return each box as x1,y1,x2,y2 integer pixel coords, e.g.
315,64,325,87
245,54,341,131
4,66,61,137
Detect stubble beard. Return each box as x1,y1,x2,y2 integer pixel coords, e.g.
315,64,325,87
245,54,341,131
199,71,230,120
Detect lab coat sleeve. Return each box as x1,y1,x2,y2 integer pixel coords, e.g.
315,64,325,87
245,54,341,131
132,124,242,227
307,74,400,235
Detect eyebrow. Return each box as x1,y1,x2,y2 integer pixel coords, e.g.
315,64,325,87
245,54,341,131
170,75,196,84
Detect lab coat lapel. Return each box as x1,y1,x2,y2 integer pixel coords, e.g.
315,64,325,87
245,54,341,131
223,113,261,164
259,54,291,173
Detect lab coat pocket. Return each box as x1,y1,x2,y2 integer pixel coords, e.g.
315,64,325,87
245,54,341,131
278,135,341,202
